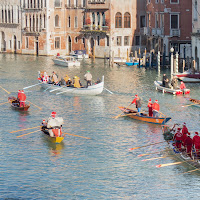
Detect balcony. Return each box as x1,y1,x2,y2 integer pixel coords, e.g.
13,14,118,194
140,27,150,36
22,27,41,36
152,28,164,36
0,23,20,28
81,25,109,34
88,0,106,3
170,29,180,37
86,0,109,10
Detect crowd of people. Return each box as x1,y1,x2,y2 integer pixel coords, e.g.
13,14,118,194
173,123,200,159
39,71,94,88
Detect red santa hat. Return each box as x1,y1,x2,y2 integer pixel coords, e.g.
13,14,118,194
135,95,138,97
155,100,158,103
195,132,199,135
51,111,57,118
177,128,181,131
43,119,45,122
183,122,186,125
21,90,24,93
149,98,151,101
18,90,21,93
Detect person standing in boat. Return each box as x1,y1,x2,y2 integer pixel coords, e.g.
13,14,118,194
42,72,49,83
131,95,142,115
152,100,160,118
84,71,92,87
173,128,183,151
193,132,200,159
147,98,153,117
162,74,168,87
184,132,193,158
19,90,26,107
73,76,81,88
171,76,178,89
180,81,186,90
47,112,63,137
182,122,188,134
52,71,59,85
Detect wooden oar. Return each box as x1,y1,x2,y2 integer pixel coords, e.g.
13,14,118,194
142,156,166,161
156,161,183,168
0,85,10,94
44,85,53,91
49,87,63,92
177,168,200,175
63,132,91,139
104,88,113,94
0,101,9,106
129,141,166,151
112,104,132,119
17,129,40,138
114,113,138,119
10,126,41,133
23,82,43,90
158,110,167,117
26,100,42,110
182,103,198,107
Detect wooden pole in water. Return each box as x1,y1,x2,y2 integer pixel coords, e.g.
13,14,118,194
175,51,179,73
170,47,174,80
158,51,160,75
182,59,185,72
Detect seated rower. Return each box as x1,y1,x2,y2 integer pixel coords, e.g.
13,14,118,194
171,76,178,89
52,71,59,85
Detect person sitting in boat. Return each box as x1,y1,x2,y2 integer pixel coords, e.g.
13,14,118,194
152,100,160,118
193,132,200,159
131,94,142,115
19,90,26,107
147,98,153,117
64,74,70,84
95,78,101,84
84,71,92,87
184,132,193,158
180,81,186,90
47,112,63,137
42,72,49,83
52,71,59,85
67,78,72,87
73,76,82,88
171,76,178,89
173,128,183,151
42,119,47,128
165,78,170,88
59,77,66,86
56,52,60,57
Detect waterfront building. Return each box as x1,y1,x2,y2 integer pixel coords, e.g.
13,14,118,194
146,0,192,58
191,0,200,71
0,0,22,54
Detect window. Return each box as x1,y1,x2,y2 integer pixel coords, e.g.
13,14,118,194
171,14,179,29
75,16,78,28
92,12,95,25
8,10,10,23
148,0,151,3
44,14,46,28
155,13,158,28
117,36,122,46
18,41,20,49
194,0,198,21
55,0,61,7
161,0,164,3
55,37,60,49
124,36,129,46
140,16,145,28
75,37,78,43
68,16,71,27
55,15,59,27
124,12,131,28
115,12,122,28
26,37,29,48
97,36,100,46
83,0,86,7
74,0,78,7
102,12,105,26
135,36,140,46
97,12,100,26
170,0,179,4
160,14,164,28
10,40,12,49
155,0,158,4
106,36,109,46
82,37,85,48
68,0,71,7
2,10,4,23
18,6,20,23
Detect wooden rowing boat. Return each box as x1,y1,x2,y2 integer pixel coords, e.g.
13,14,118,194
188,98,200,108
41,126,64,144
178,76,200,83
8,96,30,111
154,81,190,95
118,106,171,125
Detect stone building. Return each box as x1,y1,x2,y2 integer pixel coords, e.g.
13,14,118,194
0,0,22,54
192,0,200,71
146,0,192,58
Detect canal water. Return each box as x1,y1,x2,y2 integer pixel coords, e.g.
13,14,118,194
0,54,200,200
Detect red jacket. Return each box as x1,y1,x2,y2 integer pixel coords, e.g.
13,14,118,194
184,136,193,147
193,135,200,148
174,131,183,141
180,83,186,90
182,126,188,134
20,93,26,101
152,103,160,111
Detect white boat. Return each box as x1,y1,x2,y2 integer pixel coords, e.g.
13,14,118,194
70,50,89,60
154,81,190,95
113,57,127,64
38,72,104,96
52,56,81,67
178,77,200,83
173,69,200,79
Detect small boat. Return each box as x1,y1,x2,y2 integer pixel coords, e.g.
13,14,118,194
113,57,127,64
41,126,64,144
70,50,89,59
8,96,30,111
154,81,190,95
118,106,171,125
125,61,139,66
38,71,104,96
188,98,200,108
174,69,200,79
178,77,200,83
52,55,81,67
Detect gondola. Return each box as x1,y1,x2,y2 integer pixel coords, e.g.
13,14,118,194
41,126,64,144
8,96,30,111
118,106,171,125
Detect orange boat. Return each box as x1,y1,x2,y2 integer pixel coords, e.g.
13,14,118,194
118,106,171,125
8,96,30,111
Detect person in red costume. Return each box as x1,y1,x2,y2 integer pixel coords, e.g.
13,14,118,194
152,100,160,118
131,94,142,114
193,132,200,158
184,132,193,158
180,81,186,90
147,98,153,117
19,90,26,107
182,122,188,134
174,128,183,151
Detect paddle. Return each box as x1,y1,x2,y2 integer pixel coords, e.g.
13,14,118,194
63,132,91,139
181,103,198,107
138,151,165,157
10,126,41,133
157,110,167,118
0,85,10,94
17,129,40,138
113,104,132,119
104,88,114,94
0,102,9,106
23,82,43,90
114,113,138,119
26,100,42,110
156,161,183,168
177,168,200,175
129,141,166,151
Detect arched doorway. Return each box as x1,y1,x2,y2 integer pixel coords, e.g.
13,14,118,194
90,37,94,55
1,31,6,52
68,36,72,54
14,35,17,53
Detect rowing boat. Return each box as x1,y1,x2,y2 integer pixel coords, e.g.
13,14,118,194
41,126,64,144
188,98,200,108
118,106,171,125
154,81,190,95
38,71,104,96
8,96,30,111
178,77,200,83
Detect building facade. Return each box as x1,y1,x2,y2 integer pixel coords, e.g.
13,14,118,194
146,0,192,58
192,0,200,71
0,0,22,54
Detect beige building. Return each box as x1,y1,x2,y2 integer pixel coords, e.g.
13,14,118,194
0,0,22,54
192,0,200,71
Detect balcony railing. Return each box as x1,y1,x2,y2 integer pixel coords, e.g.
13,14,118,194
152,28,164,36
81,25,109,33
88,0,105,4
140,27,150,35
170,29,180,37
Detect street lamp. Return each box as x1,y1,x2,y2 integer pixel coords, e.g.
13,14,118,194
170,47,174,79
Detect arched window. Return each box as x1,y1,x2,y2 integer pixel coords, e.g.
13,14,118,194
115,12,122,28
55,0,61,7
124,12,131,28
55,15,59,27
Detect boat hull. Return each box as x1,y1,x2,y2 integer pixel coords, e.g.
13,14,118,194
178,77,200,83
118,106,171,125
8,97,30,111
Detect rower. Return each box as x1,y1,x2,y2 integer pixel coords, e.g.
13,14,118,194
193,132,200,159
152,100,160,118
84,71,92,87
184,132,193,158
19,90,26,107
173,128,183,151
147,98,153,117
131,94,142,115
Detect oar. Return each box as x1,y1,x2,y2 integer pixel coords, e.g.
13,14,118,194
26,100,42,110
156,161,183,168
138,150,167,157
129,141,166,151
23,82,43,90
177,168,200,175
49,87,63,93
142,156,166,161
113,104,132,119
158,110,167,117
63,132,91,139
181,103,198,107
0,85,10,94
104,88,113,94
17,129,40,138
10,126,41,133
114,113,138,119
0,101,9,106
44,85,53,91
